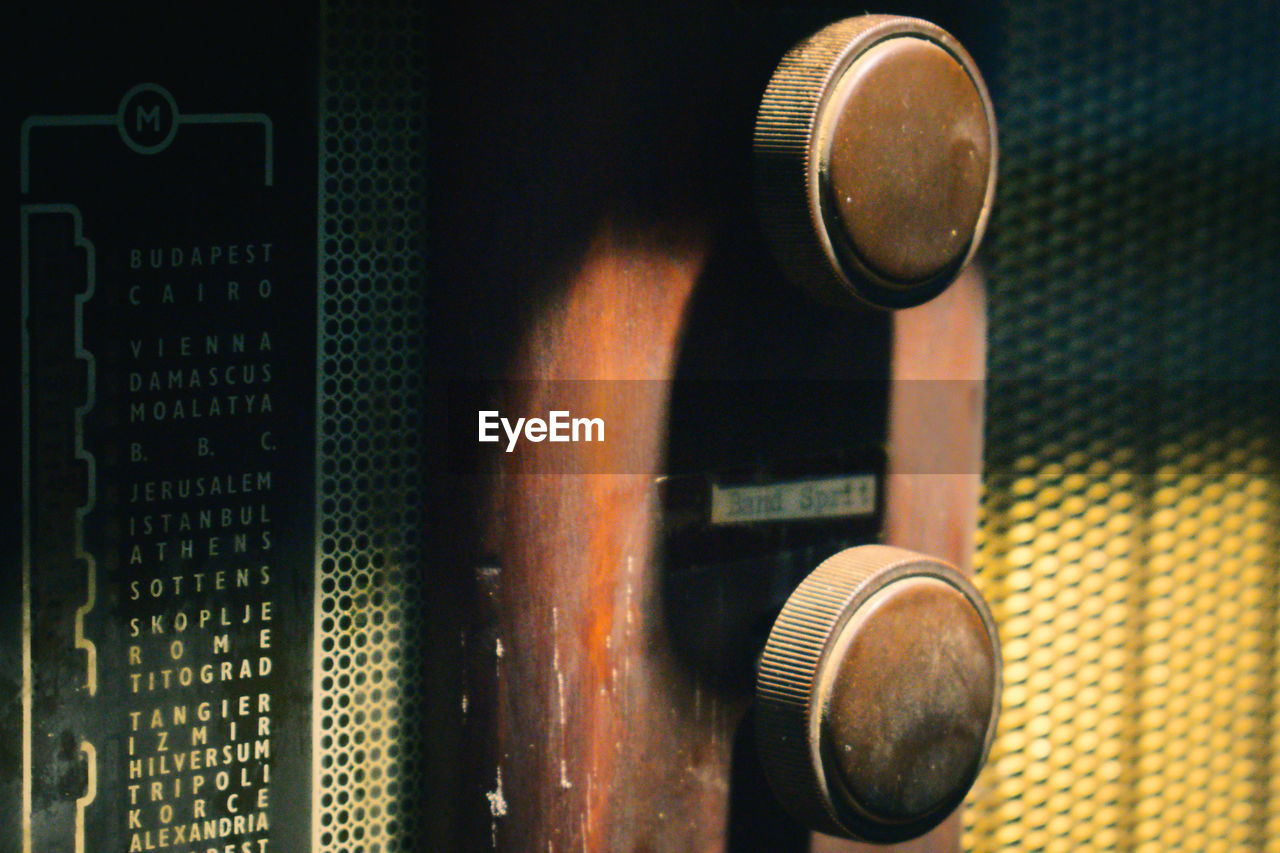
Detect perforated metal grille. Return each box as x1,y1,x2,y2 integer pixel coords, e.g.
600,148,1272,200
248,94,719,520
314,2,428,851
965,1,1280,850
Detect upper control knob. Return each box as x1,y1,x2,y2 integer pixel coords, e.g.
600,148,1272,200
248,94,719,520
754,16,997,310
756,545,1001,842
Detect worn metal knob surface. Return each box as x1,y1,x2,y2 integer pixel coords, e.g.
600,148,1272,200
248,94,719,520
755,16,997,310
756,545,1001,842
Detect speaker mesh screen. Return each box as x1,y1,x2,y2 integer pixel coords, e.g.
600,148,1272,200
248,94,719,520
315,2,428,851
965,1,1280,850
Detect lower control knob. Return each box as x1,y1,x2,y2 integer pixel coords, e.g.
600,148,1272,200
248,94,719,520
756,545,1001,843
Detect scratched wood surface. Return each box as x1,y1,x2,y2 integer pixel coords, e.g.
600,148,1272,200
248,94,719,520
469,229,731,852
434,7,764,849
431,3,989,850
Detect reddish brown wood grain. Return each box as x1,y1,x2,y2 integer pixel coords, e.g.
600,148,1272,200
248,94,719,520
470,223,751,852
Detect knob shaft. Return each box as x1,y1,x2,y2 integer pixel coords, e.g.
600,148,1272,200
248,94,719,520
755,16,998,310
756,545,1001,842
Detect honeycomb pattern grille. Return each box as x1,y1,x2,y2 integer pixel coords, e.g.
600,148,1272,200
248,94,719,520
965,0,1280,850
314,2,428,851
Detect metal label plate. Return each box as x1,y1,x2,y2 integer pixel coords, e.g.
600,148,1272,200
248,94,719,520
710,474,876,525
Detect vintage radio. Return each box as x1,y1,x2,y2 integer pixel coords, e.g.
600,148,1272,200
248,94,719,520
7,1,1279,852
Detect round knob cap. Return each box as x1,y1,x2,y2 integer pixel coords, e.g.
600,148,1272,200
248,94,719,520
756,545,1001,842
754,16,998,310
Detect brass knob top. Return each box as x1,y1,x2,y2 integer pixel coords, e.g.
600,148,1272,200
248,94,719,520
755,16,998,310
756,545,1001,842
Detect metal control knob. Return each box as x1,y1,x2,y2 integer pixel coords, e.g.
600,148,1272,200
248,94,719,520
755,16,997,310
756,545,1001,842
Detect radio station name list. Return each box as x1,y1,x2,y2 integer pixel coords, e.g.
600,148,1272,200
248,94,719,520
117,242,282,853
